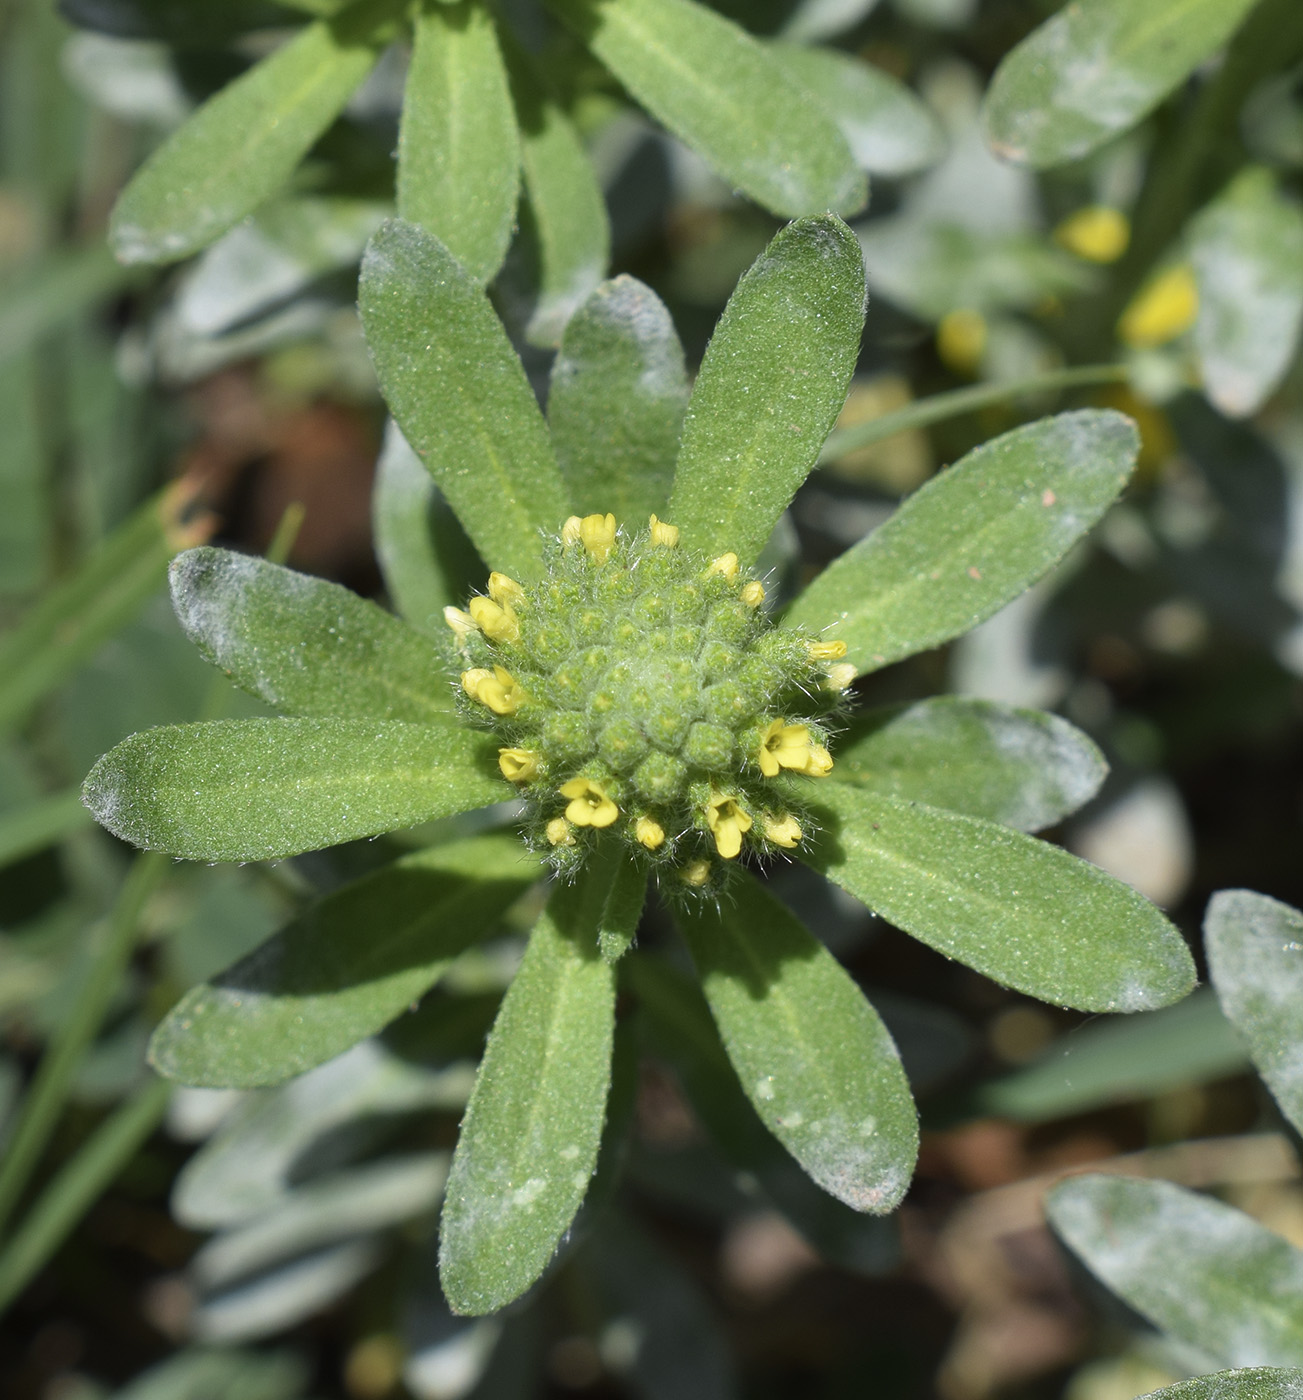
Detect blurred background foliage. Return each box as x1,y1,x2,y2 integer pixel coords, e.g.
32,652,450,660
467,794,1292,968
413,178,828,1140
3,0,1303,1395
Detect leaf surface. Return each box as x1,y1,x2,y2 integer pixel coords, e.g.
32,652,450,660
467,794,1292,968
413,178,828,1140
1143,1372,1303,1400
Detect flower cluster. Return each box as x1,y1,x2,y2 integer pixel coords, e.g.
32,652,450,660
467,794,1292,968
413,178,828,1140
446,513,853,893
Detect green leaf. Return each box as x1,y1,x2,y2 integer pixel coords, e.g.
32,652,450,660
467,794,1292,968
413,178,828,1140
972,989,1246,1122
439,870,618,1315
170,547,454,722
503,35,611,347
594,846,648,965
769,43,946,178
82,717,504,862
0,789,92,868
982,0,1259,169
359,218,570,581
1206,890,1303,1137
785,410,1139,676
548,276,688,525
1189,168,1303,419
149,836,540,1089
109,3,396,264
677,873,917,1214
832,697,1106,833
397,0,519,284
667,215,865,566
0,245,138,370
547,0,866,218
803,785,1195,1012
1048,1175,1303,1369
1143,1373,1303,1400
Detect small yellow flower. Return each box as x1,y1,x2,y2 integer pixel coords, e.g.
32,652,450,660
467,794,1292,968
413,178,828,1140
487,572,526,608
1118,264,1198,349
463,665,525,716
443,606,477,644
680,859,711,887
825,662,857,692
759,720,823,778
704,552,739,583
635,815,666,850
808,639,847,662
648,514,679,548
579,513,617,563
706,792,752,859
498,748,540,782
561,515,583,547
460,667,493,697
546,817,574,846
937,308,987,376
740,580,765,608
805,744,833,777
762,813,803,848
559,777,619,827
469,595,520,644
1054,205,1130,264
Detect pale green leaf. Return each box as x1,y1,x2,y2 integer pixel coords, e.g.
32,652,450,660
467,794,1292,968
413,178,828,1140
785,410,1139,676
439,870,618,1315
1143,1372,1303,1400
170,547,454,721
982,0,1259,169
109,4,395,264
149,836,541,1089
770,43,946,178
677,873,917,1214
1189,168,1303,419
1048,1175,1303,1369
667,215,865,566
398,1,520,284
803,785,1195,1012
82,716,504,862
1206,890,1303,1137
548,275,688,525
547,0,866,217
832,697,1105,832
359,218,570,580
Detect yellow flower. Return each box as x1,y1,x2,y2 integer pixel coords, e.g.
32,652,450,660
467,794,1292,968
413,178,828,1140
762,813,803,848
1054,205,1130,264
460,667,493,697
559,777,619,827
498,748,540,782
679,859,711,888
561,515,583,547
1119,264,1198,349
704,552,739,583
546,817,574,846
469,595,520,644
805,744,833,776
648,514,679,548
706,792,752,859
936,308,987,377
808,639,847,662
825,662,857,692
487,572,526,608
443,606,477,645
635,815,666,850
579,512,617,563
462,665,525,716
740,580,765,608
759,720,833,778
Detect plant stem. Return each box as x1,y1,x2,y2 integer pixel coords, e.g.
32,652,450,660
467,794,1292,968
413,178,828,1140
0,1077,170,1314
818,363,1129,463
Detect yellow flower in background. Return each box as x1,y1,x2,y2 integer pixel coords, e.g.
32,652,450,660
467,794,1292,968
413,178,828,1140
937,308,988,376
1119,265,1199,349
1054,205,1130,263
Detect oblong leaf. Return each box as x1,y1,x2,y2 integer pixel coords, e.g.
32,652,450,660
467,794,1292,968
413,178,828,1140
831,697,1106,833
677,872,917,1214
1048,1175,1303,1369
397,0,519,284
803,785,1195,1012
1143,1372,1303,1400
1206,889,1303,1137
982,0,1259,170
439,870,619,1315
359,218,569,581
548,275,688,525
150,835,541,1089
109,4,393,264
82,716,504,862
547,0,865,217
770,42,946,178
667,215,865,566
1189,168,1303,419
170,547,454,721
785,410,1139,676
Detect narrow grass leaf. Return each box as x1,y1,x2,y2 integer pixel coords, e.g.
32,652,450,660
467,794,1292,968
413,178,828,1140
548,276,688,524
982,0,1259,169
786,411,1139,676
398,1,519,283
170,547,454,722
668,215,865,566
547,0,865,217
1206,890,1303,1136
359,218,569,580
1048,1175,1303,1369
832,697,1106,832
804,785,1195,1012
109,3,396,264
677,872,917,1214
439,870,618,1314
82,716,504,862
150,836,540,1088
